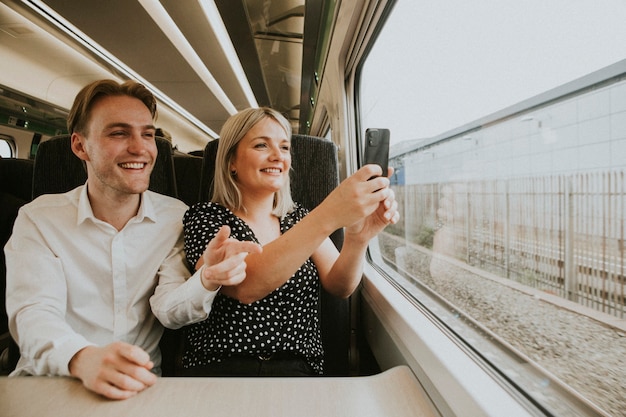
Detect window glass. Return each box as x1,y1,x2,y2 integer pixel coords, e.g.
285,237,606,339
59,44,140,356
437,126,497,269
359,1,626,416
0,137,14,157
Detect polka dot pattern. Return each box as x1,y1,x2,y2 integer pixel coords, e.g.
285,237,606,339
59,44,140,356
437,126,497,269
181,202,324,374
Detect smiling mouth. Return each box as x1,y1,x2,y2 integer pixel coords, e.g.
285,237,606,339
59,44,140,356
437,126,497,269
119,162,147,169
261,168,282,173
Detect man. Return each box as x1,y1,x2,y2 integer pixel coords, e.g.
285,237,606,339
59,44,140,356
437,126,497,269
5,79,260,399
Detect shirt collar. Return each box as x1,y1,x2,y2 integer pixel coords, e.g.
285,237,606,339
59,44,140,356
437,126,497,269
76,185,158,225
139,191,158,222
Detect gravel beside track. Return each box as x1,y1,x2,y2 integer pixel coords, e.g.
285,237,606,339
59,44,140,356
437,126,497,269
379,232,626,417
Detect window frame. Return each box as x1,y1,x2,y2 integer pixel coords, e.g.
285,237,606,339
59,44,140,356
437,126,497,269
351,1,617,416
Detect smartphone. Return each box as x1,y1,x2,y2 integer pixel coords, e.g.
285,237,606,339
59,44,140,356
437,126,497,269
363,128,390,177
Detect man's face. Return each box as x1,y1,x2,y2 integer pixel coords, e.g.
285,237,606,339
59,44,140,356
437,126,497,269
73,95,157,199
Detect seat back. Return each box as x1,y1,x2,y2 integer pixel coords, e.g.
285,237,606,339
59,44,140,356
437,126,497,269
32,135,178,199
0,159,34,334
32,135,87,198
0,158,34,373
0,158,34,202
172,153,203,207
151,137,178,198
199,134,350,375
198,139,218,203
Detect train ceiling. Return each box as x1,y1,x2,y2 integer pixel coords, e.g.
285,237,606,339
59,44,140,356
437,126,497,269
0,0,329,139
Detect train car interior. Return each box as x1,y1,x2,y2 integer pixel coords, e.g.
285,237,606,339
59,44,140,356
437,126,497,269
1,0,625,416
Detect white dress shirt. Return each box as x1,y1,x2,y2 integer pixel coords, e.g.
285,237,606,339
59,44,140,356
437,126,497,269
5,185,217,377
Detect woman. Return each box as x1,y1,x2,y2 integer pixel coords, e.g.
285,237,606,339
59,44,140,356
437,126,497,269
180,107,399,376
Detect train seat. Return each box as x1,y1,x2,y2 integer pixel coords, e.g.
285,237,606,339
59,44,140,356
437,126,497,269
0,158,34,325
172,152,203,207
0,158,34,202
32,135,177,198
199,134,351,376
0,158,34,374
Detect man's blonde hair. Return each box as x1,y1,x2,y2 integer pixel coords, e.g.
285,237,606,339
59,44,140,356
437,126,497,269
67,79,157,135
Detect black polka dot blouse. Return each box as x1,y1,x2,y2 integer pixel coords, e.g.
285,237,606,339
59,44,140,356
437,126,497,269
181,202,324,374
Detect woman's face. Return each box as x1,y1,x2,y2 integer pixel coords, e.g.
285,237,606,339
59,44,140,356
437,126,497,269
230,117,291,197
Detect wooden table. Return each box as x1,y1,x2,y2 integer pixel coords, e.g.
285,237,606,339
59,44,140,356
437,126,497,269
0,365,438,417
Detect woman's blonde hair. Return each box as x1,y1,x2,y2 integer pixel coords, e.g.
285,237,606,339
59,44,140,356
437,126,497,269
211,107,295,217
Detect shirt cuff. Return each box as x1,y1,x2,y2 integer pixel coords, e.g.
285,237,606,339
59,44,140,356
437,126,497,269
187,265,221,313
53,338,95,377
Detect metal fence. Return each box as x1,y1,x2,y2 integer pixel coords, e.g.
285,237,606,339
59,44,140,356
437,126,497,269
393,170,625,318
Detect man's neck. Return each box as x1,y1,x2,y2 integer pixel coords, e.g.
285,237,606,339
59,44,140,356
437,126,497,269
86,184,143,231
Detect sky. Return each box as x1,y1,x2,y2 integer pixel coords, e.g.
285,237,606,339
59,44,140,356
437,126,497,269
360,0,626,146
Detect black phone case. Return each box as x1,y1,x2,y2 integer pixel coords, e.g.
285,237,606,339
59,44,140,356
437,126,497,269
364,128,390,176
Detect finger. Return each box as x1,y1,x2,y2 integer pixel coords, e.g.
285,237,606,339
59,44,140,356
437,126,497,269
117,361,157,388
213,270,247,286
383,200,399,222
115,347,157,387
356,164,382,181
106,364,149,395
382,188,396,209
204,267,247,287
119,344,152,368
212,251,249,275
91,379,140,400
365,164,383,178
370,183,391,201
203,252,249,285
223,239,262,256
210,225,231,247
369,175,390,192
104,367,152,393
92,357,155,398
202,226,237,267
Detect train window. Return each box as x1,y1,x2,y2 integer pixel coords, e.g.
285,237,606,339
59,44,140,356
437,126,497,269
358,1,626,416
0,135,15,158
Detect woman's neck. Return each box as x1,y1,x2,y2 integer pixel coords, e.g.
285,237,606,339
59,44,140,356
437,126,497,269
234,194,280,245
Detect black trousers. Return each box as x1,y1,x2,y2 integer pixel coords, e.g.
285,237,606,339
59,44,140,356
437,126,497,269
180,354,316,377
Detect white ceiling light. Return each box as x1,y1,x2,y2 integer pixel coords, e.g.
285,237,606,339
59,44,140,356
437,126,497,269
198,0,257,108
20,0,219,138
137,0,237,115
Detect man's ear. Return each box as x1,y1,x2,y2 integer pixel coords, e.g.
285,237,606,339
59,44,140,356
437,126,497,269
70,133,89,162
